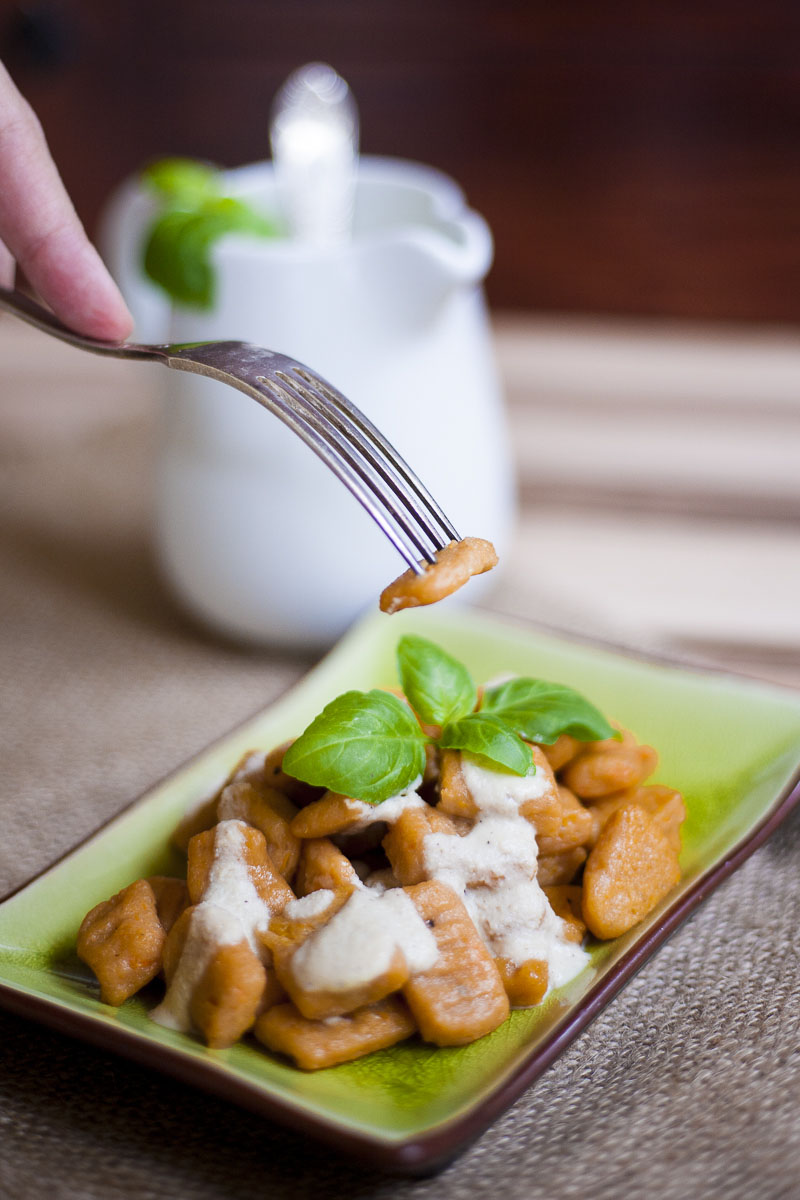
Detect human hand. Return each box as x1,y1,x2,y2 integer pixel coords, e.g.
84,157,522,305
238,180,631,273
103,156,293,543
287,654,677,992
0,61,133,341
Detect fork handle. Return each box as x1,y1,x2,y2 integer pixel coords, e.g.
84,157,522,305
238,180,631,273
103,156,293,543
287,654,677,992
0,285,166,361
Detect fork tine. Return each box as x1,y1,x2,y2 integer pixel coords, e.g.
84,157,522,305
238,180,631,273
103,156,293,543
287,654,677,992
256,375,437,570
0,293,462,575
151,336,460,572
261,373,441,562
288,366,460,544
273,369,454,557
260,385,427,572
267,374,446,563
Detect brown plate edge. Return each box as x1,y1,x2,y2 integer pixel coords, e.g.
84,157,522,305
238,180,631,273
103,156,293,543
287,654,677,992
1,769,799,1177
3,607,800,1176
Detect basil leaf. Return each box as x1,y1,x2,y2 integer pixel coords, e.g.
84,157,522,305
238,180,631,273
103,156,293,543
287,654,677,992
143,197,279,308
143,210,217,307
142,157,221,205
282,690,427,805
396,635,476,727
480,677,615,744
439,713,533,776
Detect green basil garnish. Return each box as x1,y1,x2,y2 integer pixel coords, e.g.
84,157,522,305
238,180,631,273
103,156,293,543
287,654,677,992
281,637,614,804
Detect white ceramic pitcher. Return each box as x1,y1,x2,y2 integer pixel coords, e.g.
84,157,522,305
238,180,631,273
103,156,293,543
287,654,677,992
102,156,515,647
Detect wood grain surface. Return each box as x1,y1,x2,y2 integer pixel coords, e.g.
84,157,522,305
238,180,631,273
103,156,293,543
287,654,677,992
2,0,799,321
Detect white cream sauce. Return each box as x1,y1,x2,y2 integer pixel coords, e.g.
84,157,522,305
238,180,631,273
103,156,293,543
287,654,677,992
425,810,537,884
363,867,401,893
156,736,587,1030
200,820,273,955
234,750,269,781
217,788,251,823
284,890,335,921
461,755,552,811
151,819,280,1034
423,754,587,994
344,779,425,831
290,887,438,993
150,904,244,1032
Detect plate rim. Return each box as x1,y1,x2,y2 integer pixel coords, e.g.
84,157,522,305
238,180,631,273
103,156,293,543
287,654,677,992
3,605,799,909
2,608,800,1174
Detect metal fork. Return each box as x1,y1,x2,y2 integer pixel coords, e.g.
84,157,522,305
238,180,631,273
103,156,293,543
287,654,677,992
0,286,459,573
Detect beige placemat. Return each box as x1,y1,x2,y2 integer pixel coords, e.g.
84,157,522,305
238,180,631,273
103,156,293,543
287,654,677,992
2,326,800,1198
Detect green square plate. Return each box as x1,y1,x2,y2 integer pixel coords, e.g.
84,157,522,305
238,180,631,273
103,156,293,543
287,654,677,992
2,608,800,1174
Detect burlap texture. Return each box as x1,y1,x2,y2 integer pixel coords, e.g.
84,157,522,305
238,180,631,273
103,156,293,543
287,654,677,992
2,340,799,1199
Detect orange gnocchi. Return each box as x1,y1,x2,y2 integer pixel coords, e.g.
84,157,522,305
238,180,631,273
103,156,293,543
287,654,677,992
78,673,684,1069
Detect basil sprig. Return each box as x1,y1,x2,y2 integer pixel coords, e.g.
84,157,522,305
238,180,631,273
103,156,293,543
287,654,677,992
438,713,533,776
282,635,615,804
281,690,426,805
480,677,615,745
396,634,476,727
141,157,280,308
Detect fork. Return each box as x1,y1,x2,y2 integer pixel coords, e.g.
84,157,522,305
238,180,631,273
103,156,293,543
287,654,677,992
0,285,459,574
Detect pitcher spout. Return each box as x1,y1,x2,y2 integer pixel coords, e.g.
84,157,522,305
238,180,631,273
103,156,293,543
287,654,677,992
357,207,493,331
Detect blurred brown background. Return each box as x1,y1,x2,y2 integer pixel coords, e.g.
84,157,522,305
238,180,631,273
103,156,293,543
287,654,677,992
2,0,800,321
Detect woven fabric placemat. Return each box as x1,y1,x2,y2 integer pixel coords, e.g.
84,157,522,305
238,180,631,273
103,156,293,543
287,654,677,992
1,340,799,1199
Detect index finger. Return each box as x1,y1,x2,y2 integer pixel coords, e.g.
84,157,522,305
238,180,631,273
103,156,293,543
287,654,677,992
0,63,132,341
